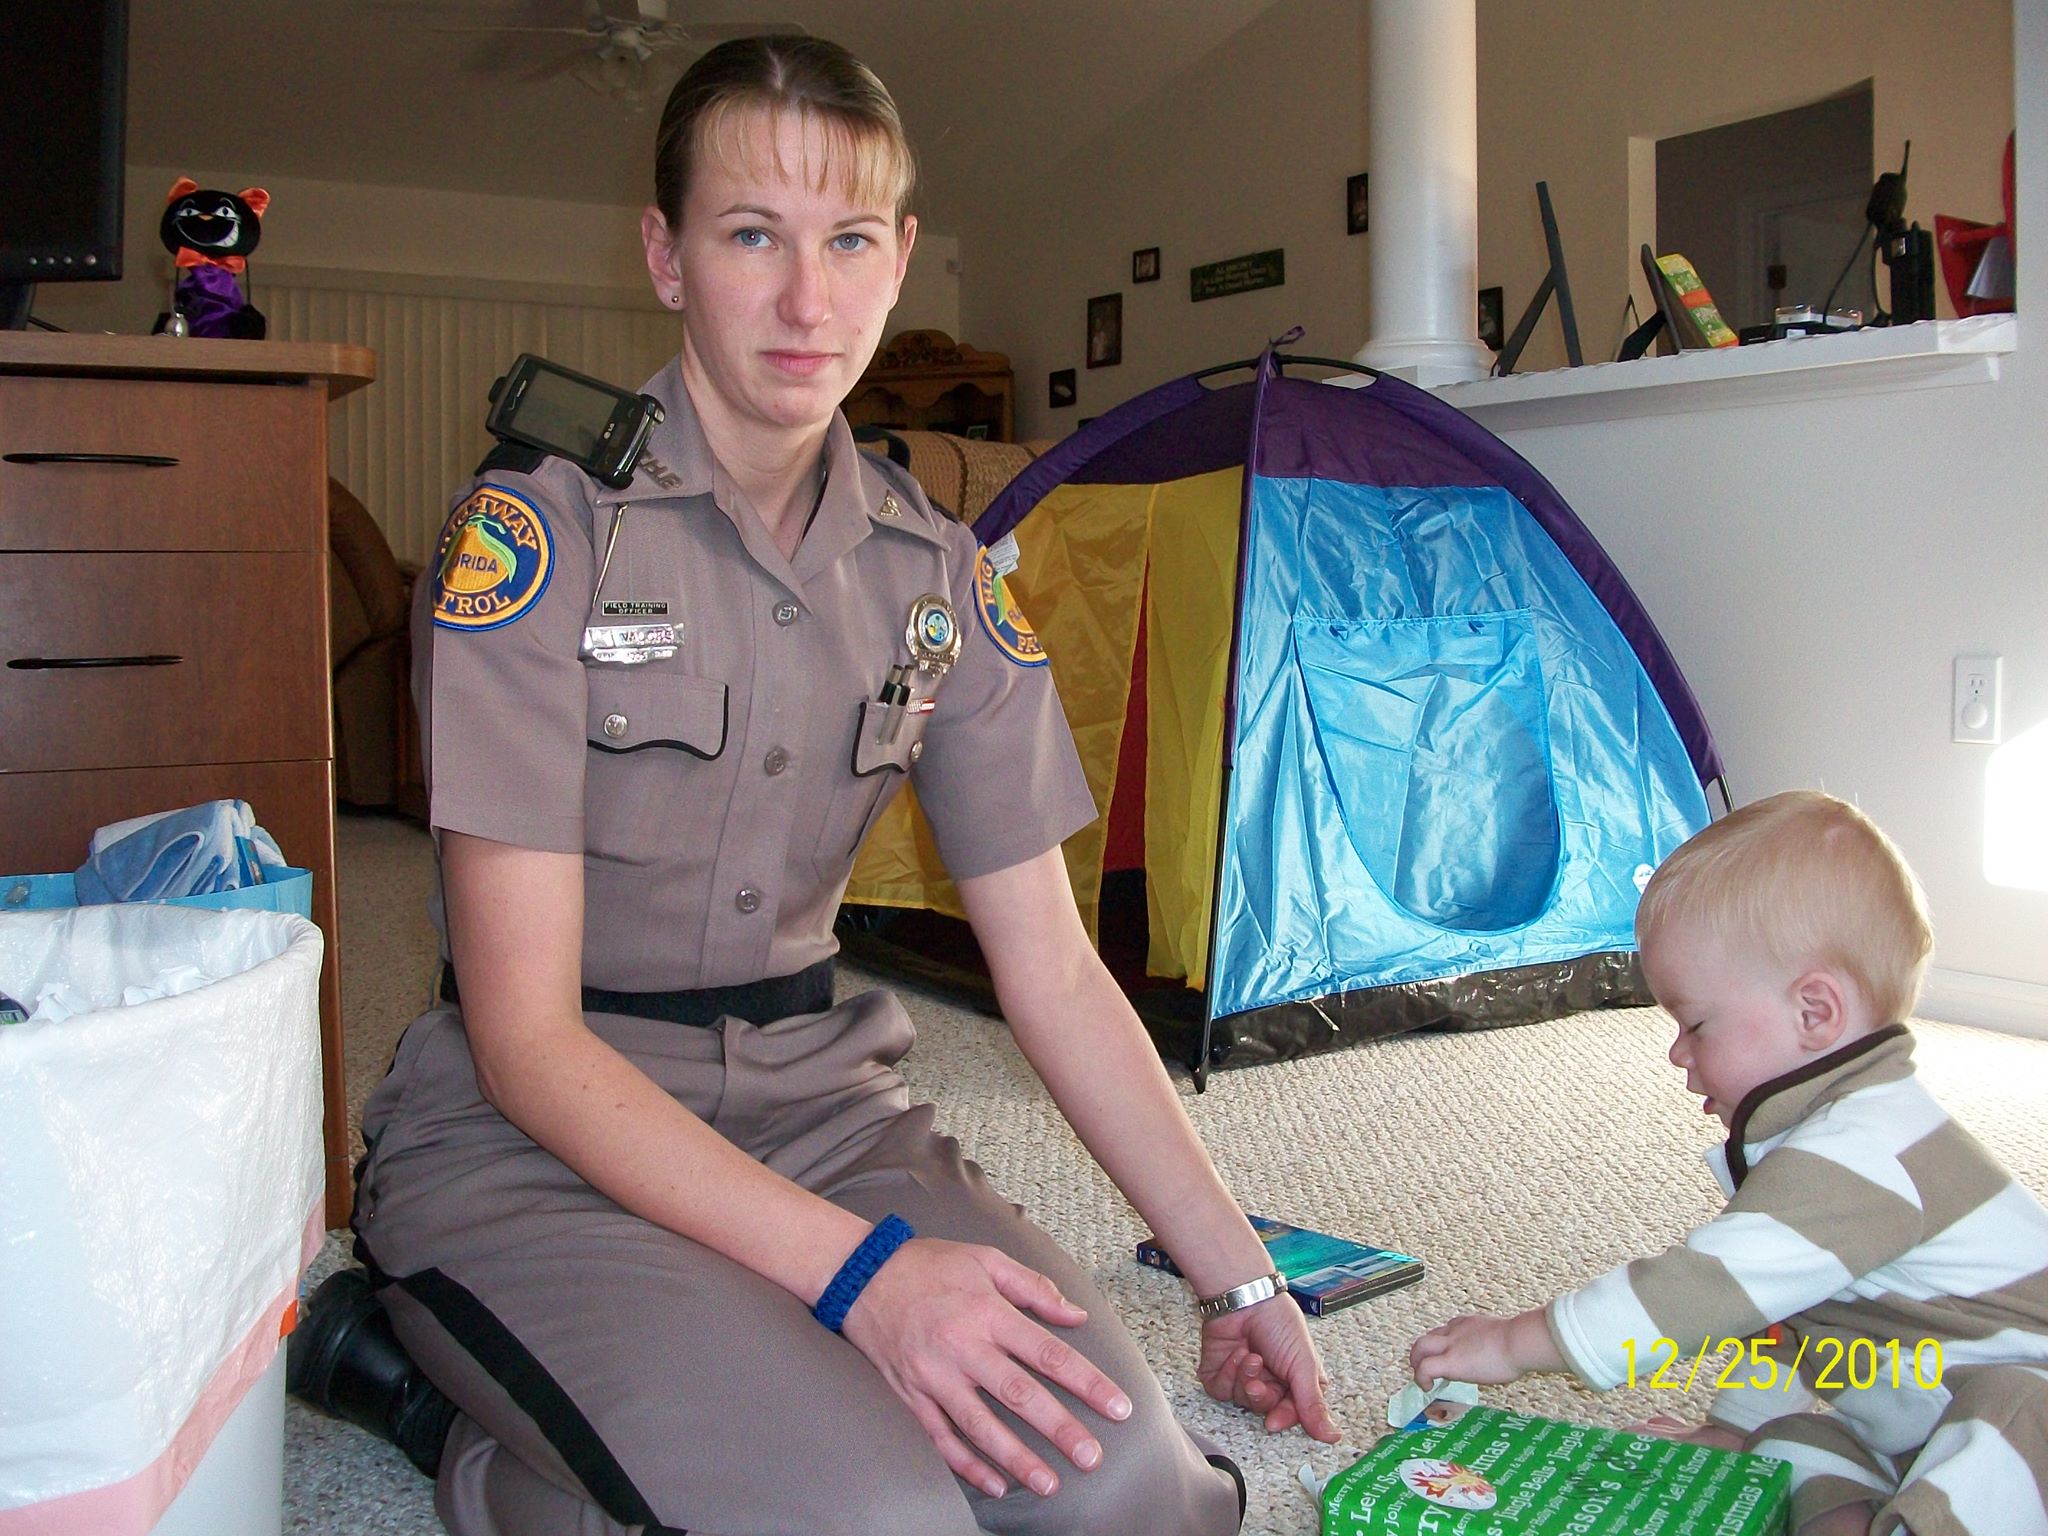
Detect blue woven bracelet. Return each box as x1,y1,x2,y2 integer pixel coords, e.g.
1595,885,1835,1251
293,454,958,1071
813,1214,916,1333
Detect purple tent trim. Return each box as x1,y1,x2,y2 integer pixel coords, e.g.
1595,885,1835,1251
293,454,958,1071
976,357,1723,789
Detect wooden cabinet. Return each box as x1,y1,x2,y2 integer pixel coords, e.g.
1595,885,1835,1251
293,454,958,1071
845,329,1015,442
0,334,375,1229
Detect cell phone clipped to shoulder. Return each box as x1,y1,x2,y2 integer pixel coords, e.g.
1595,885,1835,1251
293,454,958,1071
485,353,665,490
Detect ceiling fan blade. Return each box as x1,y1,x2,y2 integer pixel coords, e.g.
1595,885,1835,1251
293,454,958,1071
634,0,669,23
427,22,594,35
519,50,593,82
645,21,804,51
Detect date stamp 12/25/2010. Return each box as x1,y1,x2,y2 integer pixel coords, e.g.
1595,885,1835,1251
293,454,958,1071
1625,1334,1947,1393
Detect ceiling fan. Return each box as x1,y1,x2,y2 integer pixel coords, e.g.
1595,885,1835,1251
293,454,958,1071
432,1,797,109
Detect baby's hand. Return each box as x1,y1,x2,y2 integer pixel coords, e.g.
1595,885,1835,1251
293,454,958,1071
1409,1309,1560,1386
1410,1315,1522,1385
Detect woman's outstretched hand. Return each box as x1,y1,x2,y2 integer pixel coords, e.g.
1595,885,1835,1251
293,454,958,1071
1198,1299,1342,1441
841,1237,1132,1501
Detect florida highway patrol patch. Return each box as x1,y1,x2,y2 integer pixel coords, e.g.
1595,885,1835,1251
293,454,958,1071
433,485,554,631
973,545,1047,667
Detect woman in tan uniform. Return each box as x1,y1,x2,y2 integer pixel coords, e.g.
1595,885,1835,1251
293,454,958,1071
316,36,1338,1536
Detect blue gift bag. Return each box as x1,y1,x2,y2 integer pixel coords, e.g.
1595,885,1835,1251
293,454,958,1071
0,867,314,921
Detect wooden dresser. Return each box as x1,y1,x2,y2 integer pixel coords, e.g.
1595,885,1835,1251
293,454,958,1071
0,334,375,1228
845,329,1016,441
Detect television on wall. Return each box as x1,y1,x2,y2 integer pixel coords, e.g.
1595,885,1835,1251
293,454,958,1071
0,0,130,329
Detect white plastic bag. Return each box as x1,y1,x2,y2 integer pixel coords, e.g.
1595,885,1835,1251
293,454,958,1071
0,904,324,1534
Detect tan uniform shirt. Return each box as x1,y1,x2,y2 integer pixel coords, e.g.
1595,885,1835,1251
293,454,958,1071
412,358,1096,992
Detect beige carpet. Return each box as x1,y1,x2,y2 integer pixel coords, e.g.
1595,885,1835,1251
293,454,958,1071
292,812,2048,1535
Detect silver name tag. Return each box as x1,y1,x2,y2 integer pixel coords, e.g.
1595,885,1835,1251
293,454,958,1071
580,623,678,664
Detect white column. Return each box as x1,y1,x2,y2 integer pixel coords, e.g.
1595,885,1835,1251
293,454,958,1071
1352,0,1495,384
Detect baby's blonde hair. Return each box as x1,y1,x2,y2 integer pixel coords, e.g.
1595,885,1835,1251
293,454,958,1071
1637,790,1933,1022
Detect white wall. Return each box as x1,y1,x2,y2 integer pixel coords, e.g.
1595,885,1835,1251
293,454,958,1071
962,1,1371,441
962,0,2011,438
32,165,960,343
1483,0,2047,1014
958,0,2041,1014
1481,0,2013,372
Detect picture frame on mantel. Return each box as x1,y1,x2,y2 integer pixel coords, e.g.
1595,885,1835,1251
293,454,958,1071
1048,368,1077,408
1478,285,1504,350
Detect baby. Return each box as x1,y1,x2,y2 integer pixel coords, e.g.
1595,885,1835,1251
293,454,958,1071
1409,790,2048,1536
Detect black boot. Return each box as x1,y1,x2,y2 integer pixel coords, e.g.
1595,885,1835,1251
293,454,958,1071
287,1268,458,1479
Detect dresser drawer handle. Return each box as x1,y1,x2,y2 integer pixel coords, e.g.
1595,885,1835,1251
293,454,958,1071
7,654,185,670
2,452,182,467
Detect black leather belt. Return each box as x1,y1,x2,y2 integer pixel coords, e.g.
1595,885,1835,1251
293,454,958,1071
438,957,835,1028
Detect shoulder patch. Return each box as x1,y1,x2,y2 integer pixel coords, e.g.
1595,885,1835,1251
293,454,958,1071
974,545,1048,667
432,485,555,631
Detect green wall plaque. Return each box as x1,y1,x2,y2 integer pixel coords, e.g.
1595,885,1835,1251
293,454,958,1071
1190,248,1285,302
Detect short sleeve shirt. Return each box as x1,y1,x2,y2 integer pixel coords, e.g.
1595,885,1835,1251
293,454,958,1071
413,359,1098,991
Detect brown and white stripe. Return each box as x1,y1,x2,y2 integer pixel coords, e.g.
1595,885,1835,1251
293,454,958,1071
1546,1028,2048,1533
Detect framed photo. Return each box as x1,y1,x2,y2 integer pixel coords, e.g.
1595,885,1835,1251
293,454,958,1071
1478,285,1504,350
1048,368,1077,409
1132,246,1161,284
1086,292,1122,369
1346,172,1369,236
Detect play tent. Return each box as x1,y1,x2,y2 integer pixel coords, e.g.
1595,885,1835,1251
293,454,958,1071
844,349,1721,1079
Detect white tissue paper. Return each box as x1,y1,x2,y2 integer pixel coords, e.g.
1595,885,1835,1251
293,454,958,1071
0,904,325,1532
1386,1376,1482,1428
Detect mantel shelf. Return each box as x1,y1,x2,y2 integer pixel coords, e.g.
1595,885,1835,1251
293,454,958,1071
1426,315,2017,431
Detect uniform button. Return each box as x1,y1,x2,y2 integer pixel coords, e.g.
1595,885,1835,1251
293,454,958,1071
735,887,762,914
764,746,789,776
602,713,629,739
773,600,799,626
908,740,924,762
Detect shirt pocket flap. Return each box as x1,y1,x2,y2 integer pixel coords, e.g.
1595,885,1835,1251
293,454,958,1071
587,670,728,759
851,697,930,776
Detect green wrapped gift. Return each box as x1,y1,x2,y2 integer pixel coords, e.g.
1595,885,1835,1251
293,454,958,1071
1321,1406,1790,1535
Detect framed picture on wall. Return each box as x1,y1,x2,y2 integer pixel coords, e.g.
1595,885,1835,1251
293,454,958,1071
1347,172,1370,235
1086,293,1122,368
1048,368,1077,408
1132,247,1161,284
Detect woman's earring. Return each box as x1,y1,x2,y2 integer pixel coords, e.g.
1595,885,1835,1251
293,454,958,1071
668,293,682,307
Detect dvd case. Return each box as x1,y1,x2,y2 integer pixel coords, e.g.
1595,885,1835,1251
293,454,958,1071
1137,1215,1423,1317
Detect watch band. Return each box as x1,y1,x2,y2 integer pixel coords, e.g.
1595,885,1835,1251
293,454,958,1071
1194,1269,1288,1320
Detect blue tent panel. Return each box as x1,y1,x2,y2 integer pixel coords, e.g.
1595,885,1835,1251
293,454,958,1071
1209,473,1710,1019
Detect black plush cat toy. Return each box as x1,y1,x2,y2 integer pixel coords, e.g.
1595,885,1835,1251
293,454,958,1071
151,179,269,339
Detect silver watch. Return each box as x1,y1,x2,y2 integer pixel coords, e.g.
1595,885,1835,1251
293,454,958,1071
1194,1270,1287,1320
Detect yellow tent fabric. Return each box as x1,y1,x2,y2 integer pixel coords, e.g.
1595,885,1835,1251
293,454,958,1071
843,467,1242,982
1137,468,1240,988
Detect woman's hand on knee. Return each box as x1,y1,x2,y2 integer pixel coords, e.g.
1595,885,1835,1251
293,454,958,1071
1198,1299,1342,1443
841,1238,1132,1501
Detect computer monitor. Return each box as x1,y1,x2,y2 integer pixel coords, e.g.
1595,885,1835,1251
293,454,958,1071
0,0,129,329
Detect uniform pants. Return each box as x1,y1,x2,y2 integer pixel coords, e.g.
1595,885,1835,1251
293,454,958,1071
353,988,1243,1536
1745,1365,2048,1535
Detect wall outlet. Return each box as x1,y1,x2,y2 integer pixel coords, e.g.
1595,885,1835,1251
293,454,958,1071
1953,654,2002,744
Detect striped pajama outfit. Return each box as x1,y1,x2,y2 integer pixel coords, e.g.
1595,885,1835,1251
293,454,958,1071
1545,1026,2048,1535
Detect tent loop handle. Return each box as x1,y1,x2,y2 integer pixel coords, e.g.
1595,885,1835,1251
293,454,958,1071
1189,352,1387,386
